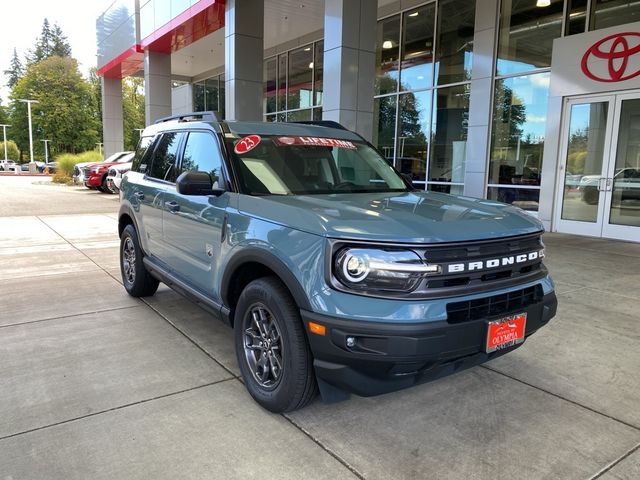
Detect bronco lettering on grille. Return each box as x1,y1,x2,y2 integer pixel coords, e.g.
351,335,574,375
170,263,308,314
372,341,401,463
447,249,544,274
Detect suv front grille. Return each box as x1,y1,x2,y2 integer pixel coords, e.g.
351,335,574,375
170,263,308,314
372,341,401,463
446,285,543,324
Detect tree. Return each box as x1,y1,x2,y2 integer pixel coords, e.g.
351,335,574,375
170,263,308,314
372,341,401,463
10,56,100,156
122,77,145,150
1,140,20,161
4,48,24,89
27,19,72,65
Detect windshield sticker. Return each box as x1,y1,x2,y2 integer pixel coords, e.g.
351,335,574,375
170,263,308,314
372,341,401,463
273,136,357,149
234,135,262,154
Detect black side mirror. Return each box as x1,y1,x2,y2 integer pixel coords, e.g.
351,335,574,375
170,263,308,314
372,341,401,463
176,171,225,196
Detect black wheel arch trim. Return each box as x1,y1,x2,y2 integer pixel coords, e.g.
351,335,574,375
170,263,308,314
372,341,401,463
221,248,312,312
118,203,144,250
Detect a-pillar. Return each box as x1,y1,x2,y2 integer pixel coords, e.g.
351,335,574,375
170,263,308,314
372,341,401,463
144,51,171,125
322,0,376,141
224,0,264,121
101,76,124,159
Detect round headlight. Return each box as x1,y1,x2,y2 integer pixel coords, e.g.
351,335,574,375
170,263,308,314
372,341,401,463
343,253,369,282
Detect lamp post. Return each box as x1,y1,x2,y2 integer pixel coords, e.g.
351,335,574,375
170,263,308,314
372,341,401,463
0,124,11,161
18,99,39,172
41,139,50,163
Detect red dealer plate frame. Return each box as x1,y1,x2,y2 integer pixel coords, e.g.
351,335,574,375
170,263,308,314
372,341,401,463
485,313,527,353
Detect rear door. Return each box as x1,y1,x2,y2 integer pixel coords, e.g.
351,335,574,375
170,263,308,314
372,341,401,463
129,131,184,260
162,130,229,298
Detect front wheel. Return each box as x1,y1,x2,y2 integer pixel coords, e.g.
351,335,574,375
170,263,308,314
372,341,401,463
120,224,159,297
234,277,317,413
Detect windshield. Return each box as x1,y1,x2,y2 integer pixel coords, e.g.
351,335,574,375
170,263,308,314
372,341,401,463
227,134,409,195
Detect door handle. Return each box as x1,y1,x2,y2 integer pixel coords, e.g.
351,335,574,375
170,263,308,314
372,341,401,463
166,201,180,213
134,191,145,201
597,178,606,192
606,177,613,191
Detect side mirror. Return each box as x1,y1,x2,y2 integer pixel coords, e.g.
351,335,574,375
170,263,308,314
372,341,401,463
176,171,225,196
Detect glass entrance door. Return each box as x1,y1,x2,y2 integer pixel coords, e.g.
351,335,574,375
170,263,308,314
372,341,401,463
555,92,640,242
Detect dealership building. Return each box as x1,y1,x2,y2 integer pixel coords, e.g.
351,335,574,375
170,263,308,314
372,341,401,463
97,0,640,242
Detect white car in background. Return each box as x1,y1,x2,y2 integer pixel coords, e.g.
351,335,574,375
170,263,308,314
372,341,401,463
73,151,133,185
105,161,133,193
579,168,640,205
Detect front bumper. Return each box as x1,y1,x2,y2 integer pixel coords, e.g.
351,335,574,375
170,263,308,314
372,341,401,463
301,291,557,397
86,174,102,187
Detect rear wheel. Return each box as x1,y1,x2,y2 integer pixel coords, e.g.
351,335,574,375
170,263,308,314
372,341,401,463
234,277,317,412
120,224,159,297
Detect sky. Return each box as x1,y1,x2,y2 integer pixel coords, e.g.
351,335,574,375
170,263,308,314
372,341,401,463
0,0,105,101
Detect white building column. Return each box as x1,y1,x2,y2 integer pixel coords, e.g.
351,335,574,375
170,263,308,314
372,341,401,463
144,50,172,125
224,0,264,121
322,0,376,141
101,77,124,158
463,0,500,199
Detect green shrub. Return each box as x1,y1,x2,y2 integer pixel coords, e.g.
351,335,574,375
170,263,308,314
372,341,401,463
1,140,20,161
55,150,103,178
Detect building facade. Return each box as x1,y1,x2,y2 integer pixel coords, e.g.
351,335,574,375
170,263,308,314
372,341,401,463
97,0,640,242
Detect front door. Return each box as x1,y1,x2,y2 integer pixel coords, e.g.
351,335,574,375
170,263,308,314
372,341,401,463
555,92,640,242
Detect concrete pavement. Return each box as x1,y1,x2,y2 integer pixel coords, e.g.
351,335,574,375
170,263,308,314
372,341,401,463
0,177,638,479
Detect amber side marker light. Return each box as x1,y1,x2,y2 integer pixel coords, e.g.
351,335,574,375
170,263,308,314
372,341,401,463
308,322,326,336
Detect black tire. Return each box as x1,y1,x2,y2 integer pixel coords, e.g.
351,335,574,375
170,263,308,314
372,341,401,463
120,224,159,297
234,277,317,413
100,175,111,193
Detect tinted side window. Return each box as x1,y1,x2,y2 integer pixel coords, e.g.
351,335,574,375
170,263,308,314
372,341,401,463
131,135,155,173
149,132,183,182
181,132,223,188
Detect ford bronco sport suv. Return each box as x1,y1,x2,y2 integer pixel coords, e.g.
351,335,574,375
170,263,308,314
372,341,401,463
118,112,557,413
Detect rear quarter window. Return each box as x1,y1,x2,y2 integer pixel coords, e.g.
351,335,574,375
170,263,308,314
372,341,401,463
131,136,155,174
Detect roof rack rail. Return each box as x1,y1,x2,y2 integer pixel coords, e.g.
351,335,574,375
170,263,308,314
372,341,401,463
288,120,348,131
154,111,222,124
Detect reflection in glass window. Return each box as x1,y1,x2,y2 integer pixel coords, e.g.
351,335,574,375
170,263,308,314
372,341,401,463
278,54,287,112
429,85,470,183
286,109,313,122
593,0,640,30
264,58,277,114
376,15,401,95
489,73,550,211
193,81,205,111
400,5,435,91
149,132,182,183
314,41,323,106
205,77,219,111
487,186,540,211
566,0,587,35
374,96,397,160
497,0,563,76
288,46,313,110
219,75,226,119
396,91,431,182
428,183,464,195
181,132,222,187
436,0,475,85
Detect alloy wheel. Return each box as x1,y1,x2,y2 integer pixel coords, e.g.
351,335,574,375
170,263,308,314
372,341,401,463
243,304,284,389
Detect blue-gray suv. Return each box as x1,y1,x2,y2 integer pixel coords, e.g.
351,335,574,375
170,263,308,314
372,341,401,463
118,112,557,412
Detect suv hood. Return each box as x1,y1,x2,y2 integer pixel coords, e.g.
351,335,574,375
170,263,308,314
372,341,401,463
238,191,543,243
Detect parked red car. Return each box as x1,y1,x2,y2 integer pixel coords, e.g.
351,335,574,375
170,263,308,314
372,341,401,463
83,152,134,192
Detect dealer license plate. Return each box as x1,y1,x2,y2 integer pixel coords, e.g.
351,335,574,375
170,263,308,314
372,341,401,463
485,313,527,353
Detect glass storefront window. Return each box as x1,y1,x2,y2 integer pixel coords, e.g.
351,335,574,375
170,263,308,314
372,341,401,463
314,41,323,106
373,96,397,160
497,0,564,76
429,84,470,183
278,54,287,112
193,81,205,112
399,5,435,92
396,91,431,182
288,46,314,110
264,58,277,114
205,77,219,112
286,109,313,122
436,0,475,85
489,72,550,208
566,0,588,35
376,15,401,95
428,183,464,195
487,186,541,211
219,75,225,118
592,0,640,30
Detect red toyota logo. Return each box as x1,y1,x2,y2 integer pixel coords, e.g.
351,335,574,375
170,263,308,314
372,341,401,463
581,32,640,82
